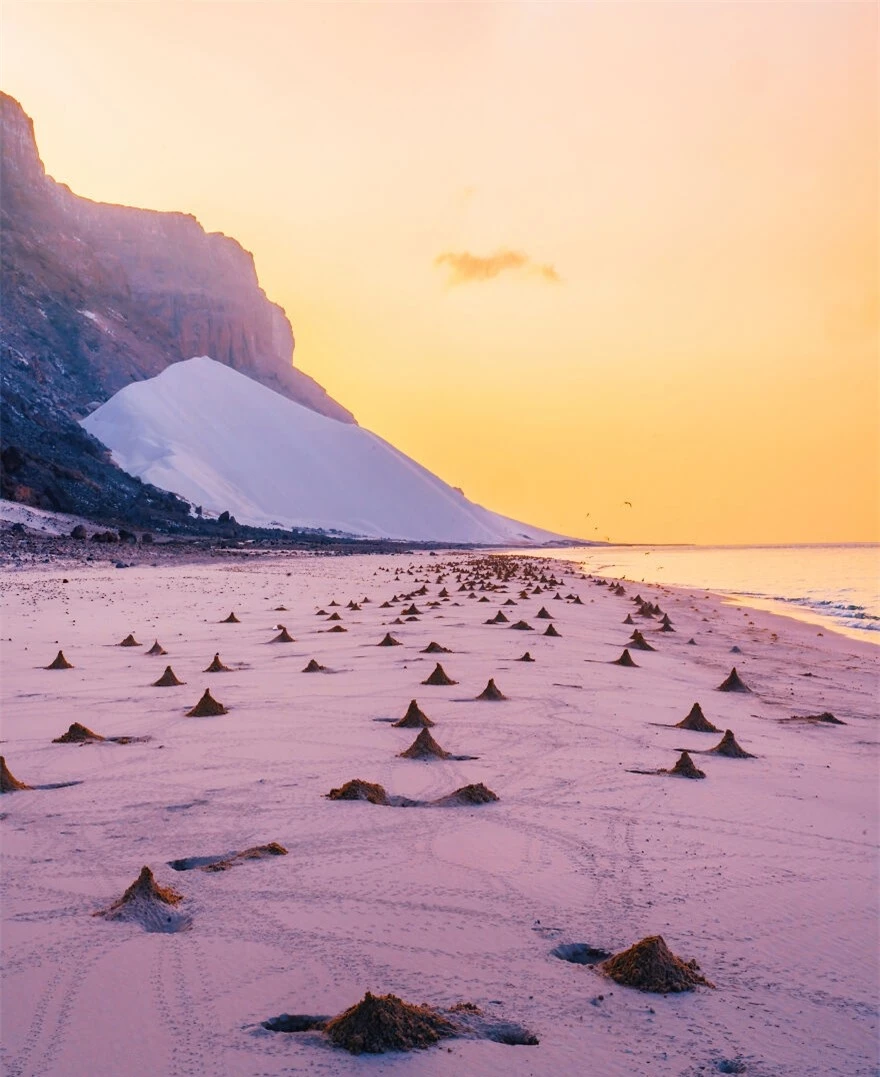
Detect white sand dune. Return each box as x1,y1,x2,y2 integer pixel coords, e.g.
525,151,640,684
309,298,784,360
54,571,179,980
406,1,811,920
0,552,877,1076
81,358,574,545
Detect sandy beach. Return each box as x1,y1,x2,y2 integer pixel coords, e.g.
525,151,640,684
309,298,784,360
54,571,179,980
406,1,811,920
1,550,877,1076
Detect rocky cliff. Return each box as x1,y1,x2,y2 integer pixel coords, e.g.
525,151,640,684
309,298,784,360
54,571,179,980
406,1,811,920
0,92,353,523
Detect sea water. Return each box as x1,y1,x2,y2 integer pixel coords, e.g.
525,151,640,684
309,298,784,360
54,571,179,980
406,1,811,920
537,544,880,644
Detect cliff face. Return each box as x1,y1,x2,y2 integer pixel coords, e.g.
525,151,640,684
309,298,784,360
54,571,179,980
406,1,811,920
0,92,354,521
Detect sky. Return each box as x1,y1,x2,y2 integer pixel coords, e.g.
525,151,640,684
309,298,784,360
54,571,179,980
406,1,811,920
2,0,877,544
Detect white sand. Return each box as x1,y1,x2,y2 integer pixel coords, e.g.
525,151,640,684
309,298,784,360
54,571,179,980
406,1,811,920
1,552,877,1076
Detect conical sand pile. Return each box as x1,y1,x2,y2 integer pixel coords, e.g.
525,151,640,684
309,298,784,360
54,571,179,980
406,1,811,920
119,634,140,647
602,936,713,992
271,626,295,643
628,631,655,651
399,729,450,760
221,612,240,624
659,622,675,633
378,633,402,647
153,666,185,687
536,607,552,619
46,650,74,669
324,992,455,1054
146,641,167,656
613,649,638,667
717,667,751,692
509,620,533,631
53,722,104,743
675,703,719,733
517,652,535,662
303,659,326,672
204,653,231,673
421,642,451,654
326,780,389,805
1,757,32,793
476,678,506,701
487,611,509,624
327,625,348,633
186,689,227,716
708,730,755,758
422,663,457,686
433,783,499,806
97,866,190,932
203,842,289,872
668,751,705,779
544,624,561,637
393,700,434,728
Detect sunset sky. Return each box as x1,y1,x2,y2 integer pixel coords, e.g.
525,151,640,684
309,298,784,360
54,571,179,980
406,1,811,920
2,1,877,544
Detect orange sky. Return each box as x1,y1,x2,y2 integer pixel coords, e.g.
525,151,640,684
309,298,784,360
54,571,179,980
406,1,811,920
2,1,877,544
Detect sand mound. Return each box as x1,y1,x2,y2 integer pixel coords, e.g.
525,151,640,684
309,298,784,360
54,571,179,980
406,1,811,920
628,631,655,651
393,700,434,728
659,622,675,632
118,634,141,647
1,756,32,793
399,729,450,760
274,605,288,612
327,611,342,621
717,667,751,692
53,722,105,743
476,678,506,701
186,689,227,717
433,783,499,806
602,935,713,992
669,751,706,779
613,649,638,667
324,992,455,1054
421,642,451,654
203,842,288,872
96,866,190,933
327,780,389,805
509,620,533,631
204,653,231,673
536,607,552,619
487,611,509,624
789,711,846,725
517,652,535,662
378,633,402,647
327,625,348,633
222,612,240,624
270,626,295,643
153,666,185,687
544,624,561,637
303,659,326,672
422,663,457,686
708,730,755,758
46,650,74,669
146,641,167,657
675,703,720,733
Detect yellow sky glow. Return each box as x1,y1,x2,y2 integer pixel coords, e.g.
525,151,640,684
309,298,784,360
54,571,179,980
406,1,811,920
2,1,877,543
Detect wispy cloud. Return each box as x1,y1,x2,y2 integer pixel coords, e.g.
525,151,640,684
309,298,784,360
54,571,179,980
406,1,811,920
434,248,560,286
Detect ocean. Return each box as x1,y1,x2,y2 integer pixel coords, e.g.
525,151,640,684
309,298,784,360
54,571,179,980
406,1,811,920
535,544,880,644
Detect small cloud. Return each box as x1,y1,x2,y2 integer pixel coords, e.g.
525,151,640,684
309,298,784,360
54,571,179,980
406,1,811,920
434,248,560,286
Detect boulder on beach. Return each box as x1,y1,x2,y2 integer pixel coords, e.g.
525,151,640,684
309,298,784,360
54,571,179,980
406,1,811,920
602,935,713,993
146,641,167,656
118,633,141,647
399,729,450,760
153,666,185,687
221,612,240,624
669,751,706,779
422,663,457,686
1,756,32,793
393,700,434,728
204,653,231,673
324,992,455,1054
476,678,506,701
46,650,74,669
708,730,755,758
186,689,227,716
378,633,402,647
433,783,499,806
675,703,720,733
53,722,105,743
326,780,389,805
717,667,751,692
302,659,326,672
612,649,638,667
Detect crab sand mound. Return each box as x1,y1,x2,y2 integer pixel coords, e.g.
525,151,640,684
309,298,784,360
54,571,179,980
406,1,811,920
602,935,714,993
96,866,191,933
323,992,456,1054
